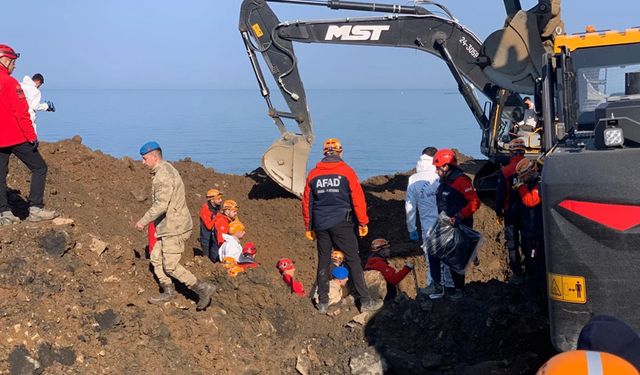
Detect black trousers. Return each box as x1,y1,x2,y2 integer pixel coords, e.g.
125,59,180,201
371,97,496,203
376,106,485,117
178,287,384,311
315,220,371,304
428,254,465,290
0,142,47,212
199,222,219,262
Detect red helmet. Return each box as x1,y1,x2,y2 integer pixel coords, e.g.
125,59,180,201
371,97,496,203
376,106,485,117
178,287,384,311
432,149,457,167
242,242,257,256
276,258,295,272
0,45,19,60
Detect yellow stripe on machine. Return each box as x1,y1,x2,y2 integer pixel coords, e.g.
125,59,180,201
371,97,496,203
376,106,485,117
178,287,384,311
554,28,640,53
252,23,264,38
548,273,587,304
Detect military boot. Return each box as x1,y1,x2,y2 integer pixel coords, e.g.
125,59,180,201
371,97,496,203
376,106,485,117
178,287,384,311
192,280,217,311
148,284,176,304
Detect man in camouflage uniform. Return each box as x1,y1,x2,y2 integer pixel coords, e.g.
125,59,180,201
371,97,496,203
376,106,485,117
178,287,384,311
135,141,216,311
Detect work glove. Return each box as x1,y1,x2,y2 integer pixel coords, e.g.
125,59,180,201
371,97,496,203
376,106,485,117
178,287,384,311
405,262,414,270
305,230,316,241
408,230,419,242
358,224,368,237
30,140,39,152
46,101,56,112
512,178,523,189
496,215,504,226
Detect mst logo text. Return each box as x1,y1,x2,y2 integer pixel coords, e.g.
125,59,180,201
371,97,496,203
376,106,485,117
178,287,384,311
324,25,390,41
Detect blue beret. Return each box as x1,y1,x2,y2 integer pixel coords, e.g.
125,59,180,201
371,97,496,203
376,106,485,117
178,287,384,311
139,141,161,156
331,266,349,280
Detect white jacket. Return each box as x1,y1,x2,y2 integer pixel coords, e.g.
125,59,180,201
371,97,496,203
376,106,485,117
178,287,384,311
218,233,243,262
405,154,440,240
20,76,49,135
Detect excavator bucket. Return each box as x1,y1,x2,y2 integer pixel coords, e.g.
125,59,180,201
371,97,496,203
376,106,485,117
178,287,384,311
262,132,311,197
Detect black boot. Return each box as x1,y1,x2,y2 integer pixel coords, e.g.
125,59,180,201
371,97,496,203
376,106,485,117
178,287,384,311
192,280,217,311
148,283,176,304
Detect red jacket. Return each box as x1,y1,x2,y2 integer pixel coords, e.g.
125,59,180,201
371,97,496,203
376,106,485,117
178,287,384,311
517,184,541,208
495,154,525,214
0,65,36,147
365,257,411,285
199,202,218,230
282,273,305,296
302,156,368,231
212,212,231,245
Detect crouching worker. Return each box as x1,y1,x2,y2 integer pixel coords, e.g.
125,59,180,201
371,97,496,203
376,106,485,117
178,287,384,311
277,258,305,296
313,266,350,307
134,141,216,311
218,220,245,262
364,238,413,300
199,189,223,262
237,242,259,270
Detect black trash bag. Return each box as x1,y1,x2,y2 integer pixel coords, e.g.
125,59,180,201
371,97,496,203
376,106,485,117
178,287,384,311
424,212,483,274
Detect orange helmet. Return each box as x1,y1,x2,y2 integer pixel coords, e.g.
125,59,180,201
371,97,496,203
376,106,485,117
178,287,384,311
516,158,538,179
277,258,295,272
371,238,390,252
322,138,343,155
228,220,245,234
331,250,345,263
222,199,239,211
509,138,527,152
536,350,637,375
206,189,222,199
432,149,457,167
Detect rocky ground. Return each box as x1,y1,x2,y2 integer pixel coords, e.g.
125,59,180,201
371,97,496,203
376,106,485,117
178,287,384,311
0,138,554,374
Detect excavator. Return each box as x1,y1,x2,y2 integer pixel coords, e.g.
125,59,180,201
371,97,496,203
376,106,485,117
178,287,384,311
239,0,640,352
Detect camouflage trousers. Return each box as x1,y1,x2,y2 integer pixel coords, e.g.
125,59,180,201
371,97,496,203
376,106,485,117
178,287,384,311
150,231,197,287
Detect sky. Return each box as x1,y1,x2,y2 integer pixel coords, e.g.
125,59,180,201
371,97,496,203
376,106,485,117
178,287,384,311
3,0,639,90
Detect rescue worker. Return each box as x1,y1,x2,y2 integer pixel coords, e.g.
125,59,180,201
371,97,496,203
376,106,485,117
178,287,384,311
237,242,259,269
0,44,58,225
218,220,245,262
199,188,223,262
495,138,527,284
513,158,544,281
134,141,216,311
577,315,640,371
313,266,350,307
20,73,54,135
536,350,637,375
517,97,538,131
331,250,345,268
211,199,239,261
429,149,480,300
302,138,382,314
405,146,454,293
364,238,413,300
277,258,305,297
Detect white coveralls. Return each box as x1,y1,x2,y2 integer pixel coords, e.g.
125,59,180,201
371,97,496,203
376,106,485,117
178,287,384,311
218,233,243,262
405,154,453,287
20,76,50,135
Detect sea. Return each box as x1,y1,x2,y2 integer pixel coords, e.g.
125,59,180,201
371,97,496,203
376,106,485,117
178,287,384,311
38,89,485,179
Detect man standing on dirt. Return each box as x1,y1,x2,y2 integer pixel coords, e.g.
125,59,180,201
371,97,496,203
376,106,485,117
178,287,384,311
135,141,216,311
430,149,480,300
302,138,383,314
405,146,454,294
0,44,58,225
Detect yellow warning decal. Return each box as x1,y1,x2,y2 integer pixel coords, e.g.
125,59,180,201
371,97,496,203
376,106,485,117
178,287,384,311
252,23,264,38
548,273,587,304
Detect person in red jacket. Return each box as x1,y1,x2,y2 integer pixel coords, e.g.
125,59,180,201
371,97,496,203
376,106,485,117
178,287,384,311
277,258,305,297
199,189,223,262
210,199,239,261
495,138,527,284
302,138,382,315
0,44,57,225
429,149,480,301
364,238,413,300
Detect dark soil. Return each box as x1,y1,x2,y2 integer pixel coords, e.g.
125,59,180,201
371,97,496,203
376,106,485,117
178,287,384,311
0,138,554,374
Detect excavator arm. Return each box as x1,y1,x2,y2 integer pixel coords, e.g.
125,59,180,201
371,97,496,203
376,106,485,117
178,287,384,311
239,0,562,196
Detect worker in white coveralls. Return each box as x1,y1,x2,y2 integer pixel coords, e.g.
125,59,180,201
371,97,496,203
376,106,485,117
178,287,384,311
20,73,54,135
405,147,453,294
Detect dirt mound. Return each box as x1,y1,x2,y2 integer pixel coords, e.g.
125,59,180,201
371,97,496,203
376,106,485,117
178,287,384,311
0,139,552,374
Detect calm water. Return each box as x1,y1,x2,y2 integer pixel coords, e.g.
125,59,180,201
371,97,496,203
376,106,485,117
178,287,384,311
38,89,484,178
